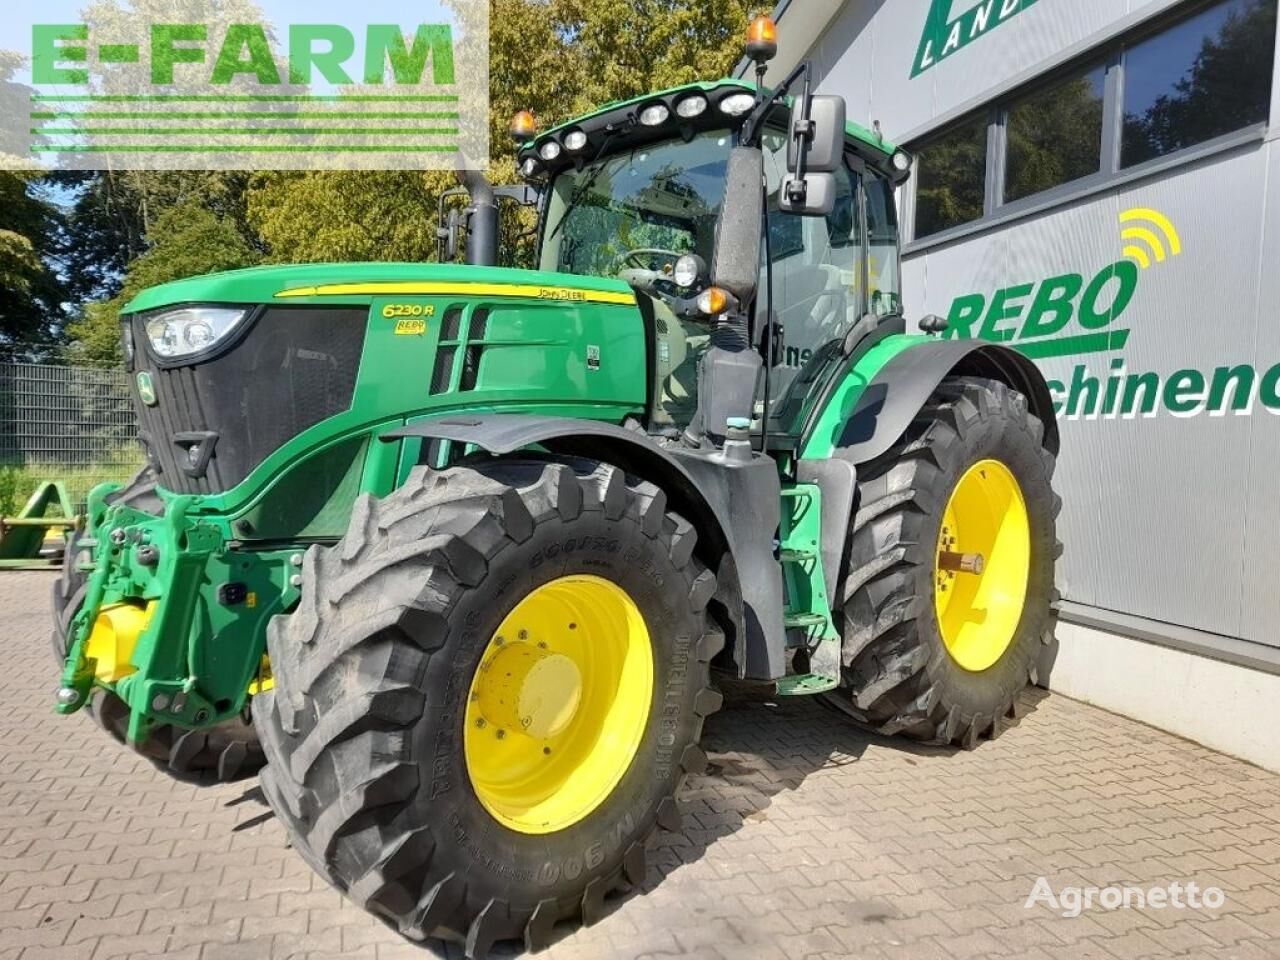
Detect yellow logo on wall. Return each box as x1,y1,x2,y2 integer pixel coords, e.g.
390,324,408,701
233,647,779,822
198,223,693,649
1120,208,1182,270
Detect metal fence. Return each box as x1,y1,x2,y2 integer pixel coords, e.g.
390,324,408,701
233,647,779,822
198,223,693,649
0,363,141,514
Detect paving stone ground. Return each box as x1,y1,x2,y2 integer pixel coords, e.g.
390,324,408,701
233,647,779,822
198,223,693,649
2,570,1279,960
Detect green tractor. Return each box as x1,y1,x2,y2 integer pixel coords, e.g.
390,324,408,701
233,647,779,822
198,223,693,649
53,21,1059,958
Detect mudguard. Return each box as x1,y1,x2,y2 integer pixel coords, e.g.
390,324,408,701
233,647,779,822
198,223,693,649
816,339,1060,464
382,414,783,679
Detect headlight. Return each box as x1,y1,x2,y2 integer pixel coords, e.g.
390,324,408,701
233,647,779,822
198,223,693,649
675,94,708,118
538,139,561,161
520,156,539,177
120,323,135,368
673,254,703,289
144,306,248,360
719,92,756,117
563,129,588,151
892,151,911,172
639,102,670,126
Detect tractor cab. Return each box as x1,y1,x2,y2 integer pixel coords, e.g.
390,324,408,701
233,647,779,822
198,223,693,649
447,72,915,452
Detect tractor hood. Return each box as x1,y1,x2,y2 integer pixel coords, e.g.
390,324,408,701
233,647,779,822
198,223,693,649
120,260,648,505
122,262,636,313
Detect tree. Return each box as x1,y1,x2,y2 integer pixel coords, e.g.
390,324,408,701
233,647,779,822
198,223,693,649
247,170,449,263
0,51,68,358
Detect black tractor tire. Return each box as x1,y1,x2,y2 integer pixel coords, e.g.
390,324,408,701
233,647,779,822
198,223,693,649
253,459,722,958
837,376,1060,748
50,467,265,782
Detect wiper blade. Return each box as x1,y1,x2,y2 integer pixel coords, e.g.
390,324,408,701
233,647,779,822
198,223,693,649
546,132,630,244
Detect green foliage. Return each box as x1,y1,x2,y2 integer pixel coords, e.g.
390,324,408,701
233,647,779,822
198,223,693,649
248,171,451,263
554,0,753,104
0,171,67,358
1,50,69,358
0,450,143,516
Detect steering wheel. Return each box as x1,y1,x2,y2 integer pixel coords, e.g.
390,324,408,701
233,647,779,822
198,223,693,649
614,247,685,274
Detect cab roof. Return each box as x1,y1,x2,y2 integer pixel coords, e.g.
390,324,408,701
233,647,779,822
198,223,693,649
518,78,904,183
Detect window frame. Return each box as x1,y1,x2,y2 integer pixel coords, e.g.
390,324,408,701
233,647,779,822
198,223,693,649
905,0,1275,249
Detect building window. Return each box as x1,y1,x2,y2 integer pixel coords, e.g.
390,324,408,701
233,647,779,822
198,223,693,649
1122,0,1277,167
913,114,988,239
1005,64,1106,203
907,0,1278,245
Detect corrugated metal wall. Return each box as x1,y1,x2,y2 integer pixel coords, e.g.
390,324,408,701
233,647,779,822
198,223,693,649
804,0,1279,649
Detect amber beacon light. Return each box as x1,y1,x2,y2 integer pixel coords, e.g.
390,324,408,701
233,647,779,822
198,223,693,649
746,14,778,63
510,110,537,143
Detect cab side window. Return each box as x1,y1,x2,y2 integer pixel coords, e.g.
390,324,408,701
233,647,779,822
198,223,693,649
758,129,863,402
864,174,903,317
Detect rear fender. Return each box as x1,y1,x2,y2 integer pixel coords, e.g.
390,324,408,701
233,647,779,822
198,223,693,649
800,338,1060,465
795,339,1058,600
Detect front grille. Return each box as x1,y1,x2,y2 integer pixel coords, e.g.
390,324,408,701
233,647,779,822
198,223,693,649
131,306,367,494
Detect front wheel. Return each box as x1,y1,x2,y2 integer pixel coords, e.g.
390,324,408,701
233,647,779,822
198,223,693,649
838,376,1060,747
254,459,722,956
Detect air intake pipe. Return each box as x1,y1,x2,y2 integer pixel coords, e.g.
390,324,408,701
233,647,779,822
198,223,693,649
458,168,498,267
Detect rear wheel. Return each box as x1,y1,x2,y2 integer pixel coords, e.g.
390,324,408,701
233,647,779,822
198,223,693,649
254,459,722,957
50,468,264,781
837,376,1060,747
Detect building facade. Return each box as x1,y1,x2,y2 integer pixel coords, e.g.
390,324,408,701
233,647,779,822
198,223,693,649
759,0,1280,769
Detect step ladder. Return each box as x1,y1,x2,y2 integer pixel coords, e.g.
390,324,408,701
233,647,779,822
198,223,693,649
775,484,841,696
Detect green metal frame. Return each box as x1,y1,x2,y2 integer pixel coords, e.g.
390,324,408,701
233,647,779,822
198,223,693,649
0,481,79,569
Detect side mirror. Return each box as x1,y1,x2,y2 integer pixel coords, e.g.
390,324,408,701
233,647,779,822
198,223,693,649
781,94,846,217
711,146,764,304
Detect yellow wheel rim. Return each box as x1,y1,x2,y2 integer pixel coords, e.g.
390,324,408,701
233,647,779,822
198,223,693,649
934,459,1031,672
463,575,653,834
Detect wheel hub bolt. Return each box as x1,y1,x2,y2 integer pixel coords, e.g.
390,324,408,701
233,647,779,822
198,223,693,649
938,551,985,574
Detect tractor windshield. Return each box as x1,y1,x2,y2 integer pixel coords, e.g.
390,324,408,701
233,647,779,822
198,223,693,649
538,129,732,280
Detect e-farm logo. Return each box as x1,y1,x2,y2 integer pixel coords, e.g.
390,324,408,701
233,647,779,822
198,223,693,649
943,208,1280,420
9,1,489,171
913,0,1041,77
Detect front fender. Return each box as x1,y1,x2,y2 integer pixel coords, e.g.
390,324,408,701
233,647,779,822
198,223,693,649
382,415,755,676
801,339,1060,464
